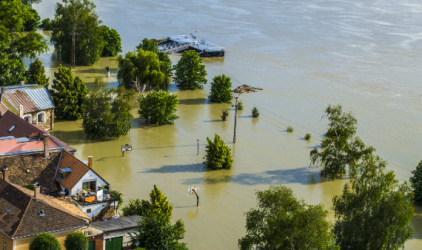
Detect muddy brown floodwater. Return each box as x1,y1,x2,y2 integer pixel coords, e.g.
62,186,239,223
33,0,422,249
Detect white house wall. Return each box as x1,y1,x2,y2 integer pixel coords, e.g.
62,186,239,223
70,169,108,196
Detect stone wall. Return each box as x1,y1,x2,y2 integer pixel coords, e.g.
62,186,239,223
26,108,54,130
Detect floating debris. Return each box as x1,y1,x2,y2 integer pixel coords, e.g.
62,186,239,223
232,84,263,94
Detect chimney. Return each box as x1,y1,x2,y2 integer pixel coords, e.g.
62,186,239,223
1,87,4,94
19,105,24,119
44,134,50,159
2,167,9,182
20,81,25,86
34,184,40,198
88,156,93,168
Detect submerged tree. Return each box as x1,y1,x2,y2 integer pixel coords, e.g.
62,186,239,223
203,134,233,170
136,38,159,54
83,78,135,139
51,65,88,120
310,104,375,180
138,90,179,125
26,58,50,86
208,74,233,103
173,50,207,90
0,0,48,85
238,185,339,250
100,25,122,56
129,213,187,250
333,154,414,249
122,184,174,219
117,49,167,92
410,160,422,205
51,0,104,65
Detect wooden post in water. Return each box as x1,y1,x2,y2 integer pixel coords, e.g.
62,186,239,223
233,96,239,143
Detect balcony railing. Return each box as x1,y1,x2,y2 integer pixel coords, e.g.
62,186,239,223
71,192,117,206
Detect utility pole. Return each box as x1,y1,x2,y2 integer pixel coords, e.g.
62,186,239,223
70,26,77,69
233,95,239,143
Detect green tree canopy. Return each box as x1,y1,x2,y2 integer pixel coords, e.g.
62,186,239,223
117,48,170,91
136,38,158,54
100,25,122,56
23,7,40,31
138,90,179,125
51,0,104,65
129,213,187,250
203,134,233,170
0,0,48,85
239,185,339,250
333,154,414,249
410,160,422,205
208,74,233,103
51,64,88,120
136,38,173,81
26,58,50,86
40,18,54,30
122,184,174,219
173,50,207,90
310,104,375,180
82,78,135,139
22,0,42,6
29,233,61,250
64,232,88,250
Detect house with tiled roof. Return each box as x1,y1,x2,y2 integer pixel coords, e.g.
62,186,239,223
0,175,88,250
0,111,117,220
0,83,55,130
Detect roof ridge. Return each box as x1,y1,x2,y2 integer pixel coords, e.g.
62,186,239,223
11,193,32,238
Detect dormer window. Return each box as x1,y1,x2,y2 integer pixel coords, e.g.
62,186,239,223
60,168,72,180
38,210,45,216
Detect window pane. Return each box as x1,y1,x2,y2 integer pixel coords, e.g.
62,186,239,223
83,182,89,190
38,113,44,122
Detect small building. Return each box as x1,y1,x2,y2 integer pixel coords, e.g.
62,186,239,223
0,84,55,131
0,175,89,250
84,215,141,250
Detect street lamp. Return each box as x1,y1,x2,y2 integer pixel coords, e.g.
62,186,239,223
148,116,151,130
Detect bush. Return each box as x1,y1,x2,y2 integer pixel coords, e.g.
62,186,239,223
410,160,422,205
138,90,180,125
64,232,88,250
203,134,233,170
237,101,243,110
252,107,259,117
29,233,61,250
305,134,311,140
26,184,35,190
208,74,233,103
287,126,294,132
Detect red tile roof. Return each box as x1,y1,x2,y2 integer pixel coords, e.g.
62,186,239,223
0,110,76,153
55,150,109,190
0,179,86,238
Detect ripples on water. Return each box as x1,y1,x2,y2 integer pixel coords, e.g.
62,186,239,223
34,0,422,249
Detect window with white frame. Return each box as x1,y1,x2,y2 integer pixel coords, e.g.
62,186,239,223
37,112,45,123
23,114,32,124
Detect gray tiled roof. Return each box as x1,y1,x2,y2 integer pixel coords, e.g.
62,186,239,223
3,84,54,110
90,215,141,232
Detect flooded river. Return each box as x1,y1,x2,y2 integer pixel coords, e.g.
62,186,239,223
34,0,422,249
